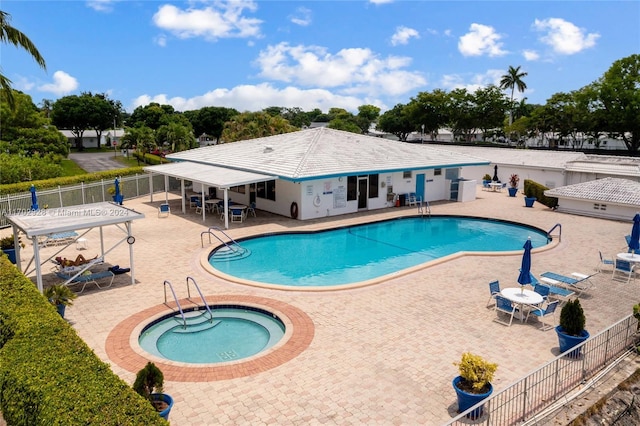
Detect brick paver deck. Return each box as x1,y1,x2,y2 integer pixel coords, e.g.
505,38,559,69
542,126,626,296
11,189,636,425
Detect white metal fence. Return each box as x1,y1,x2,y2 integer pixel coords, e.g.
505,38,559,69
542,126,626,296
0,173,174,228
446,314,638,425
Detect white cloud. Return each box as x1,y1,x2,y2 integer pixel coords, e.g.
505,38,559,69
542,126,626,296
131,83,374,114
290,7,312,26
254,42,425,97
152,1,262,41
458,23,507,57
533,18,599,55
523,50,540,61
440,69,505,93
154,34,167,47
37,71,79,96
390,26,419,46
86,0,116,13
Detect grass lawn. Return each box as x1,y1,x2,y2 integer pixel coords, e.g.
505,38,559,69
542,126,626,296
60,159,86,176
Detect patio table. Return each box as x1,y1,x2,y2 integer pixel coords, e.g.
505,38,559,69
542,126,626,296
501,287,543,322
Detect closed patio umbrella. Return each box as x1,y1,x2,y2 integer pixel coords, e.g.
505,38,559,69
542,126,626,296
629,213,640,254
492,165,499,182
30,185,39,211
517,238,533,293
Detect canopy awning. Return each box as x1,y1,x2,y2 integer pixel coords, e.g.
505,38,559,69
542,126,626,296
144,162,276,189
5,202,145,292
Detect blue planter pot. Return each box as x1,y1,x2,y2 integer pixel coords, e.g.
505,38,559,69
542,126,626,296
452,376,493,419
507,187,518,197
151,393,174,420
555,326,590,358
524,197,537,207
56,303,66,318
2,248,16,264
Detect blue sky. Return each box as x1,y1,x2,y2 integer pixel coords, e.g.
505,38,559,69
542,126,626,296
3,1,638,114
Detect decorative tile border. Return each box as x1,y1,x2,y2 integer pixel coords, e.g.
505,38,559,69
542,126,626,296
105,295,314,382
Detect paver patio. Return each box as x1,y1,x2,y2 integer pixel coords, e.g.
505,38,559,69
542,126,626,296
11,189,635,425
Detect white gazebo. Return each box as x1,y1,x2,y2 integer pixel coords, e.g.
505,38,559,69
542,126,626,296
5,202,145,292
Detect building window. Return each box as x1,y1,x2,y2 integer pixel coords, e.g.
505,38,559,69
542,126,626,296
257,180,276,201
230,185,245,194
368,175,379,198
347,176,357,200
434,168,442,176
403,171,412,179
593,203,606,210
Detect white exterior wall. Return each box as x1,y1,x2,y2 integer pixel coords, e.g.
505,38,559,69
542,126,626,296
556,199,638,221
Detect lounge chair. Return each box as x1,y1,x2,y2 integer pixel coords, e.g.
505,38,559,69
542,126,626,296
39,231,79,248
526,300,559,331
494,295,518,326
407,193,418,206
531,272,574,299
540,271,595,295
55,270,115,293
612,259,636,284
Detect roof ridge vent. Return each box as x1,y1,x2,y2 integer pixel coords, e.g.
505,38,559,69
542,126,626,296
263,145,274,153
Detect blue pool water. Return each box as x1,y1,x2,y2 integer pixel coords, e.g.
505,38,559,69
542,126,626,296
139,306,285,364
209,216,549,287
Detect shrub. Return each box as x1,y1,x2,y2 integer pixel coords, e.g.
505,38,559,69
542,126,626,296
523,179,559,208
559,299,586,336
454,352,497,393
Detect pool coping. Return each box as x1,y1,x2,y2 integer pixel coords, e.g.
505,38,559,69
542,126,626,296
105,295,314,382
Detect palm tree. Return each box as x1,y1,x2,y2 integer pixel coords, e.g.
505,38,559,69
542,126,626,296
0,10,46,109
500,65,528,125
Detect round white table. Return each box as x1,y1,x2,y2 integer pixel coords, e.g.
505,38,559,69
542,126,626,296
500,288,544,322
617,252,640,263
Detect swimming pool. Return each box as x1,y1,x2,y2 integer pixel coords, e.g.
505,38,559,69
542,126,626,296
208,216,550,287
139,306,285,364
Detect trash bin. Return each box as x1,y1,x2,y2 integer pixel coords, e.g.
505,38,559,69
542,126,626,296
399,193,407,207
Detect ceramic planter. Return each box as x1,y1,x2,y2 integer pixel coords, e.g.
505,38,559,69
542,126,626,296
2,248,17,264
507,187,518,197
555,326,590,358
452,376,493,419
151,393,174,420
524,197,537,207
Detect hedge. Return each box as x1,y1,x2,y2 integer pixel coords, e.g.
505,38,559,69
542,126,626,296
0,255,167,425
523,179,559,209
0,168,146,196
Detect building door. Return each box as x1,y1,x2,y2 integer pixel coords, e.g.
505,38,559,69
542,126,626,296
415,174,425,203
358,177,368,209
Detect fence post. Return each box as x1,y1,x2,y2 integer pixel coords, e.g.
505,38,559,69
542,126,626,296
81,182,85,204
136,174,140,197
58,186,62,207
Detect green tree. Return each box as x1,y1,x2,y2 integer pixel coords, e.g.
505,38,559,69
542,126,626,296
221,111,297,142
0,153,63,184
128,103,177,130
0,10,46,109
592,54,640,153
156,121,196,152
355,104,381,134
121,126,156,164
378,103,414,141
473,85,510,138
184,106,239,143
500,65,528,125
407,89,449,141
50,95,92,151
447,88,477,142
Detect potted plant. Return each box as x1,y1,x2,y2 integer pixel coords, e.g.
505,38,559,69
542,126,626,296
452,352,497,419
482,173,492,186
108,186,124,205
555,299,589,358
508,174,519,197
1,235,25,265
43,284,77,318
523,184,537,208
133,362,174,420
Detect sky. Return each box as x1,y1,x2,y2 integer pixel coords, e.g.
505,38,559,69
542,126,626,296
2,0,639,114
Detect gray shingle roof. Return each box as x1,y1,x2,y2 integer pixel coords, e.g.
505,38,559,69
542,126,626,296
432,145,587,169
544,177,640,206
166,127,490,181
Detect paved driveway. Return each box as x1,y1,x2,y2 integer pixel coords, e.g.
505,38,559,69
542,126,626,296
68,151,124,172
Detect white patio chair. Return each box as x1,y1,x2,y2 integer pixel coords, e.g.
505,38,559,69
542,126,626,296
612,259,636,284
494,295,518,327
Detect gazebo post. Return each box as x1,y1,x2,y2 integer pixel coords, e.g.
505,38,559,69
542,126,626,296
127,221,135,285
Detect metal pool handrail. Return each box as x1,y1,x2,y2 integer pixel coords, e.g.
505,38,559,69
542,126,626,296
163,280,186,328
186,276,214,322
547,223,561,242
201,225,243,249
